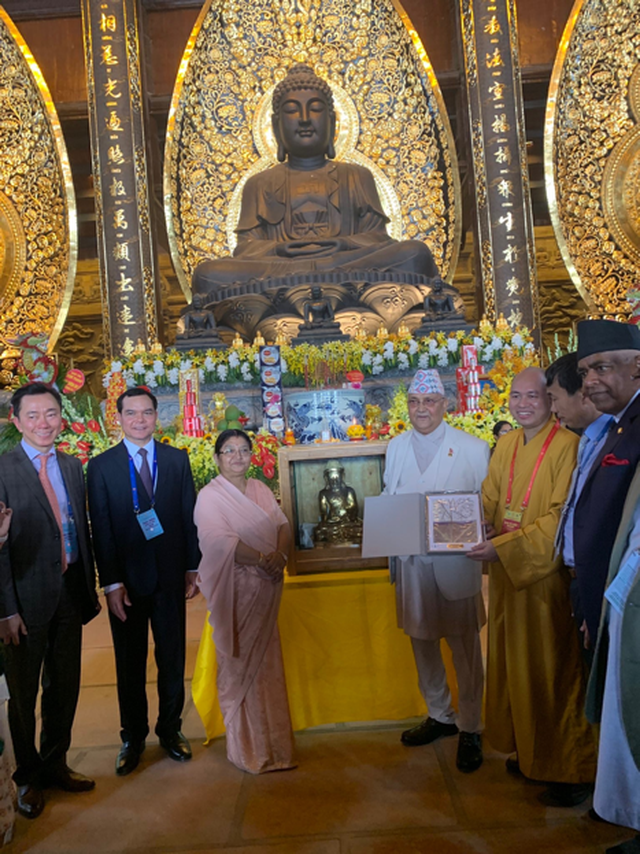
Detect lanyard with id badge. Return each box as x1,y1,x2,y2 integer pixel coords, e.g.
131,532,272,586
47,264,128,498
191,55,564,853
128,453,164,540
501,421,561,534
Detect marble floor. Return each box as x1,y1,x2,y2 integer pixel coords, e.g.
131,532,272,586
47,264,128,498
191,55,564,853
7,595,636,853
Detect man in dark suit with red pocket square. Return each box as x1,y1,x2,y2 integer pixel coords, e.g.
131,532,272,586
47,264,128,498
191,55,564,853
572,319,640,652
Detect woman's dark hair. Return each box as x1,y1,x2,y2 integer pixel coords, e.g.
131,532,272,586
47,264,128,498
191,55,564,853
214,429,252,456
492,420,512,440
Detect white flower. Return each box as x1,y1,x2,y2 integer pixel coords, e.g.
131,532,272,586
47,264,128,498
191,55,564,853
204,356,215,372
383,341,394,359
217,364,228,381
418,353,430,368
473,337,484,350
254,352,260,367
198,368,205,382
373,353,383,366
152,360,165,376
525,342,535,353
102,371,112,388
124,369,135,388
491,336,503,350
280,356,288,373
482,347,494,363
437,347,449,367
228,352,240,368
111,360,122,373
168,367,179,385
511,332,524,348
180,359,193,371
447,337,459,352
408,339,418,355
361,349,372,366
428,338,439,354
132,359,145,375
240,362,252,379
397,352,409,369
144,371,157,388
372,364,384,375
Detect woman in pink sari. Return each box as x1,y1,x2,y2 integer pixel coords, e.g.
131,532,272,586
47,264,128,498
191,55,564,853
194,429,296,774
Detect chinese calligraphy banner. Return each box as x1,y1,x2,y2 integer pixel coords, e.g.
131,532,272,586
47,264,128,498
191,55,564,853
81,0,160,357
459,0,540,341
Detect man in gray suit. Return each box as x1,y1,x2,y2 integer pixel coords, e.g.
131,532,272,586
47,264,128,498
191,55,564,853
0,383,99,819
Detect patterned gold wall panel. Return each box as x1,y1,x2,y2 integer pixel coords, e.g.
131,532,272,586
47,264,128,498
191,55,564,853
0,7,77,351
545,0,640,317
164,0,461,301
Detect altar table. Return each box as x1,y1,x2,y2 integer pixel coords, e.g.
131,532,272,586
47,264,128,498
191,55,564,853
192,569,458,742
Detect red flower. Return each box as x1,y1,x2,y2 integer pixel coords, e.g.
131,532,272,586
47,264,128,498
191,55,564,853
71,422,85,434
379,424,390,435
263,461,275,479
79,455,89,465
76,440,90,452
61,419,68,431
87,419,100,433
57,441,71,451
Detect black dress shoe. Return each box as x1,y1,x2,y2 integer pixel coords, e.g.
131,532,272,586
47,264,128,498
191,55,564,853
17,784,44,819
41,765,95,792
539,782,593,807
116,740,145,777
606,836,640,854
456,732,483,773
159,731,192,762
401,717,458,747
505,755,521,775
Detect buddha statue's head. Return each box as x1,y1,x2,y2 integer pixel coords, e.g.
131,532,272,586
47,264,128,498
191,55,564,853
272,64,336,163
323,460,345,490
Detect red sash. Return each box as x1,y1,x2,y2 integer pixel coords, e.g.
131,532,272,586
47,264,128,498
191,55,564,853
501,421,561,534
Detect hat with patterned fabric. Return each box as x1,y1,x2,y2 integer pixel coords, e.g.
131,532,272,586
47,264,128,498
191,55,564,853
407,369,444,396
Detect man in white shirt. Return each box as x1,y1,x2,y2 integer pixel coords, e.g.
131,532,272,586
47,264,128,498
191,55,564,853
87,388,200,777
384,369,490,772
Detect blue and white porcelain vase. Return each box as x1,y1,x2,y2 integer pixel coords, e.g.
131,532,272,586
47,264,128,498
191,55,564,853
284,389,366,444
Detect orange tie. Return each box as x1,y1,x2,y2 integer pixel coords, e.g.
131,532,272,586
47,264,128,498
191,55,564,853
38,453,67,573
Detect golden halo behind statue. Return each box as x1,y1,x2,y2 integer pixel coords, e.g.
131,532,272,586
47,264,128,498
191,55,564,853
226,83,403,253
164,0,460,301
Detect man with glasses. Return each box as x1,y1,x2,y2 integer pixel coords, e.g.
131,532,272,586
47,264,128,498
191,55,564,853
384,369,490,773
87,388,200,777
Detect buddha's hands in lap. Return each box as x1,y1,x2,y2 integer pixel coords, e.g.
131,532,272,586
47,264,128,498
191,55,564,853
276,239,346,258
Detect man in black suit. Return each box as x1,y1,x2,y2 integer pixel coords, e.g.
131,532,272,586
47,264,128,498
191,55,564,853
573,319,640,653
0,383,99,819
87,387,200,776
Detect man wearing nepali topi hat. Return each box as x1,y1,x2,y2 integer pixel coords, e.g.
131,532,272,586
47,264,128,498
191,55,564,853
383,369,490,773
569,319,640,653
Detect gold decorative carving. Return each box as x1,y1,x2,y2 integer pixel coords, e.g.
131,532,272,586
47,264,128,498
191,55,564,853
545,0,640,317
0,9,77,352
164,0,461,301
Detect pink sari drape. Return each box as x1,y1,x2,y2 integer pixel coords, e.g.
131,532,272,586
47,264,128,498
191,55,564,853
194,476,296,773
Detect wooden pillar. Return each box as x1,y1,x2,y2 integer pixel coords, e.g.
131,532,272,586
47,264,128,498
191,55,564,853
457,0,541,343
81,0,162,358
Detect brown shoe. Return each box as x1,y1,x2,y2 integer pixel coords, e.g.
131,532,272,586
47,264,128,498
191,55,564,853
42,765,95,793
17,784,44,819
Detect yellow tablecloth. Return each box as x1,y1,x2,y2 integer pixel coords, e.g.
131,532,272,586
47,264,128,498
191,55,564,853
192,569,457,742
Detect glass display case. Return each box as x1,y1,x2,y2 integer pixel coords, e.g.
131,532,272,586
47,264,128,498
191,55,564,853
278,441,389,575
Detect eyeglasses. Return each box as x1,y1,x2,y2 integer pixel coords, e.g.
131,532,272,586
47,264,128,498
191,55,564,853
219,447,252,457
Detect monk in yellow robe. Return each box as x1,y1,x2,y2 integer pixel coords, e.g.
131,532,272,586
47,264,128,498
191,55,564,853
468,367,597,807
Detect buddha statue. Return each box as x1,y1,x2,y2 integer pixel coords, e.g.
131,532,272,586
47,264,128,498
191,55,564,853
313,460,363,546
174,293,225,350
412,275,470,337
292,285,349,345
192,64,438,297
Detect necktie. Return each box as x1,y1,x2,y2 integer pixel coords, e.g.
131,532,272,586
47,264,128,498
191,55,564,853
138,447,154,498
38,454,67,572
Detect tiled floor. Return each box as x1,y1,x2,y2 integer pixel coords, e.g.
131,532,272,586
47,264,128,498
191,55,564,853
7,595,637,853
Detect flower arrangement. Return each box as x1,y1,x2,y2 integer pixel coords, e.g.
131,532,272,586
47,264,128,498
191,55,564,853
103,325,535,390
346,423,366,440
